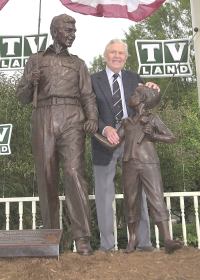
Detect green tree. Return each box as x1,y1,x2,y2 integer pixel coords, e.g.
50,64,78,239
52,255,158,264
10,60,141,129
89,55,105,74
124,0,196,106
0,73,34,198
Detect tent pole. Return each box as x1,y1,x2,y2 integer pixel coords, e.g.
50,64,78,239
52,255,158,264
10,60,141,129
190,0,200,107
33,0,42,108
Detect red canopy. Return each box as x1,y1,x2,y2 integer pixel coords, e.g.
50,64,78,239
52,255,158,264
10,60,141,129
60,0,166,22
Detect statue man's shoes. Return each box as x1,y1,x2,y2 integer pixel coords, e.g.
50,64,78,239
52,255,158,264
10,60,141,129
75,237,93,256
124,239,138,254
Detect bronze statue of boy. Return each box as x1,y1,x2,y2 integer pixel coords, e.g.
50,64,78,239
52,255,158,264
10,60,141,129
95,85,182,253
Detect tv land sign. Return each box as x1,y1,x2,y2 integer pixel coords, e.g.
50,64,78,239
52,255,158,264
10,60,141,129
135,39,192,77
0,124,12,155
0,34,48,155
0,36,192,74
0,34,48,70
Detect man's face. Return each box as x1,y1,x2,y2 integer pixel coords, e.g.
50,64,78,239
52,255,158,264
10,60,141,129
104,43,127,73
54,21,76,48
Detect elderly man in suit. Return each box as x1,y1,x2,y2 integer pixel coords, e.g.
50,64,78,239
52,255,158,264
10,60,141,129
91,39,160,252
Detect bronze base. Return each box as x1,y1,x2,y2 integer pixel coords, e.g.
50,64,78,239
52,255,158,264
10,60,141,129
0,229,62,258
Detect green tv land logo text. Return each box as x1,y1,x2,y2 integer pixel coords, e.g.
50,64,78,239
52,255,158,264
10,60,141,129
0,124,12,155
135,39,192,77
0,34,48,70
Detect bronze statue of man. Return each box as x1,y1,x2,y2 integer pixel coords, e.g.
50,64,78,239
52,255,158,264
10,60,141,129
16,14,98,255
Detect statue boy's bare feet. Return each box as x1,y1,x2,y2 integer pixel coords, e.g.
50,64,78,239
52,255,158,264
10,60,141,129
124,239,137,253
164,239,183,254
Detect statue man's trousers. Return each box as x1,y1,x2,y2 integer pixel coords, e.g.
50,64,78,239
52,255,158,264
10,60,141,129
31,104,91,240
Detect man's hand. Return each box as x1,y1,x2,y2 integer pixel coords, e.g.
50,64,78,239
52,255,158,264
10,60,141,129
104,126,120,145
145,82,160,92
84,120,98,134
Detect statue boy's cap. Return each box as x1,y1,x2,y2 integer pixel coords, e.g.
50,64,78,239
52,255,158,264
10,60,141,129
134,85,161,109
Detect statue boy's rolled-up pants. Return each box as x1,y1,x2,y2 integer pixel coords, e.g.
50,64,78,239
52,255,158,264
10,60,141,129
31,102,91,240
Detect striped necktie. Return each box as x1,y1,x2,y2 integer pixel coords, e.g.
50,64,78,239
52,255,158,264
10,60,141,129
112,73,123,124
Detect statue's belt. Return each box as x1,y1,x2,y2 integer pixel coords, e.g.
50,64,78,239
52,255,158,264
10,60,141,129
37,96,80,107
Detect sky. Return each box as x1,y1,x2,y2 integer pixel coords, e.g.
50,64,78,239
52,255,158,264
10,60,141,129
0,0,134,66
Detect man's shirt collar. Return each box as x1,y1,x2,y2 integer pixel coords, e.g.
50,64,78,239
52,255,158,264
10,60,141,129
106,66,122,80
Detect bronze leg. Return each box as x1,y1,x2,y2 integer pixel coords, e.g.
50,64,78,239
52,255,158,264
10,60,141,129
156,221,183,253
125,222,139,253
58,124,91,240
31,108,60,229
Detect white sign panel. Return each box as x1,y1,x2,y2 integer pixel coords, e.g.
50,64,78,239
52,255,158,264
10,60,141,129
135,39,192,78
0,124,12,155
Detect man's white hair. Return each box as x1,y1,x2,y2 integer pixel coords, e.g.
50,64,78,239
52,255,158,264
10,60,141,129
103,39,128,58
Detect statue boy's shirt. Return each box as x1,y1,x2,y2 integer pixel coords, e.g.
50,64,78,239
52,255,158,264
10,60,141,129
118,113,175,164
